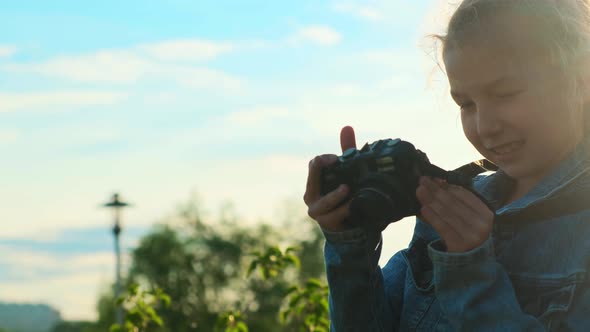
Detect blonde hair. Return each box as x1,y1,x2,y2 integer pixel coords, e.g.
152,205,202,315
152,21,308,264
434,0,590,132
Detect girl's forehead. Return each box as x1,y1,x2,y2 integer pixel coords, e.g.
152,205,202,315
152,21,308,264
444,45,566,98
445,13,555,62
444,15,558,86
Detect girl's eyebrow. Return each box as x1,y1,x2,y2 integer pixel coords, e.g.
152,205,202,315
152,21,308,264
450,76,518,99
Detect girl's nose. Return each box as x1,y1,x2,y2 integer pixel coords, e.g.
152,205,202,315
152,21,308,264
476,107,503,138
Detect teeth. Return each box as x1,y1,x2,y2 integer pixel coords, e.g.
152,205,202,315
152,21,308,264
493,141,522,154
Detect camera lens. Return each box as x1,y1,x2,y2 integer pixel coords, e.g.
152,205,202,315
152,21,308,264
349,188,397,228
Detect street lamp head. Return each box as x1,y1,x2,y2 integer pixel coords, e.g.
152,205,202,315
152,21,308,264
103,193,131,208
102,192,132,235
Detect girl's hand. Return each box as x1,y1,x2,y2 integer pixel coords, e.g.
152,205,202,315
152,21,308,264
303,126,357,232
415,176,494,253
304,154,351,232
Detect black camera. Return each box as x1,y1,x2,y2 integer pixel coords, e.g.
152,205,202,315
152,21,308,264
320,138,487,231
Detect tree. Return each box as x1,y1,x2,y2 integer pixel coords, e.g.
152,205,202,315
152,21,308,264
94,199,327,332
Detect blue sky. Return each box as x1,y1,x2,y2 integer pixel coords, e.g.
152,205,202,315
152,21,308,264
0,0,481,320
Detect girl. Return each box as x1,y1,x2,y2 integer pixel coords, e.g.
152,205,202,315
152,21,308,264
304,0,590,330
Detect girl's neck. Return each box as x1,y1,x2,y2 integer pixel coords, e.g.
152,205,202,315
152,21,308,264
504,182,532,205
503,172,547,206
503,135,584,206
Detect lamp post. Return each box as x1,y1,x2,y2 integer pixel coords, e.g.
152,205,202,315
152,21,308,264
102,192,130,326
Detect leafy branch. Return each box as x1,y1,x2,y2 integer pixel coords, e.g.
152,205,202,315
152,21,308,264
214,310,249,332
245,245,330,331
281,278,330,332
247,245,300,280
110,283,171,332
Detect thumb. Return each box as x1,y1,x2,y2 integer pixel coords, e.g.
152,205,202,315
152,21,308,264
340,126,357,153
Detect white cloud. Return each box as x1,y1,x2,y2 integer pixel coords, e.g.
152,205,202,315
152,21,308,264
170,66,243,91
323,83,368,97
0,91,125,113
290,25,342,46
0,248,131,320
0,45,16,57
0,248,113,273
225,106,290,126
3,51,150,83
140,39,233,61
331,0,429,28
190,154,312,222
2,38,238,83
2,271,110,320
360,49,418,67
169,105,305,147
0,130,19,144
1,46,244,91
332,2,384,21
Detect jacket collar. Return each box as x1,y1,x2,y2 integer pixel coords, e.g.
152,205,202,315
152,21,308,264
475,135,590,214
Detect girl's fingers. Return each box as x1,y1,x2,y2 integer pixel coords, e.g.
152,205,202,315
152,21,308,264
304,154,338,205
316,201,352,230
420,204,463,245
340,126,357,152
417,176,492,250
447,185,491,215
420,177,480,226
307,184,349,218
446,186,494,242
304,156,322,205
422,195,467,240
415,180,434,204
303,152,350,232
442,184,494,233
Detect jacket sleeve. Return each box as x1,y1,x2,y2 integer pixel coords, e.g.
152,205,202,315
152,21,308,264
428,237,588,331
323,227,407,331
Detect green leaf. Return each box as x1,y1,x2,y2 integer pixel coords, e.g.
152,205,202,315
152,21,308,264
288,294,303,307
128,282,140,295
320,299,329,312
246,260,258,277
279,309,289,323
284,255,301,268
285,285,298,295
236,321,249,332
152,315,164,326
109,325,123,332
159,293,172,307
285,246,299,253
306,278,323,289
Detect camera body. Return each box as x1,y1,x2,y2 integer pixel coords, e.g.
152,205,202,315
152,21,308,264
320,138,472,231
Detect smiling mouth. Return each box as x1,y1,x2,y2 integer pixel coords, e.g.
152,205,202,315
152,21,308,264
489,140,525,155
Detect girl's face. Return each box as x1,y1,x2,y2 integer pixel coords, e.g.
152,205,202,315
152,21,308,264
444,16,585,192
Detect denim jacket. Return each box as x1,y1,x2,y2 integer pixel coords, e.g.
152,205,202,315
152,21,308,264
323,137,590,331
